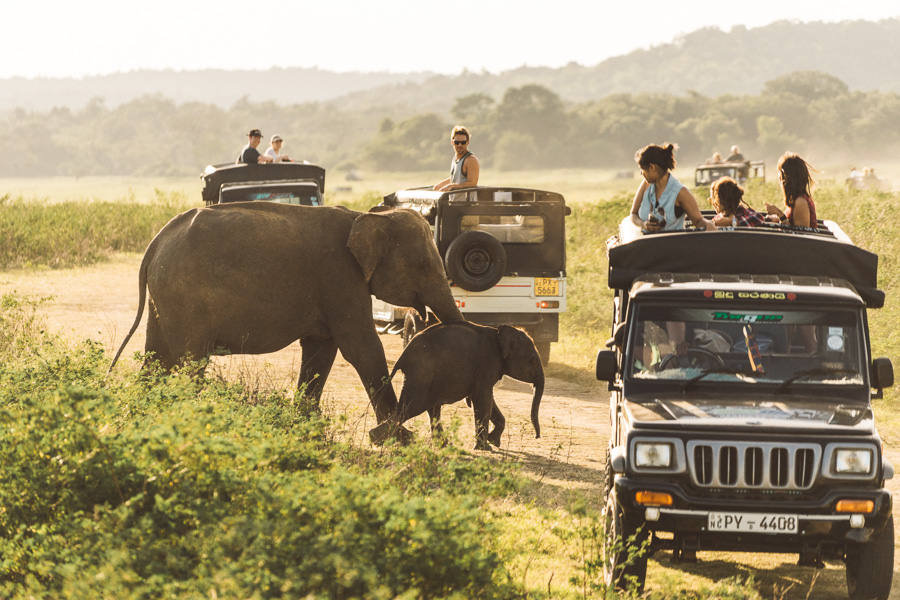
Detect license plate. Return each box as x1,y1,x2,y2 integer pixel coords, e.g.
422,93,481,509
708,512,798,534
534,278,559,296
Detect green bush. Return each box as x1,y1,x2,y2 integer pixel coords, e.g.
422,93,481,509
0,295,520,599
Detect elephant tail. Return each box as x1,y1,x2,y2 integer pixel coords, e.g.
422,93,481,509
108,250,150,373
531,378,544,439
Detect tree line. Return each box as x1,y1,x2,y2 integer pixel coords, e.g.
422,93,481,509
2,70,899,179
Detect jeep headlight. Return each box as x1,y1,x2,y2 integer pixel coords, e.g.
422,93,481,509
835,448,873,474
634,442,673,468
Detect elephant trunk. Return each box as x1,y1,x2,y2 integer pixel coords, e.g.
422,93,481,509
530,377,544,439
423,288,464,324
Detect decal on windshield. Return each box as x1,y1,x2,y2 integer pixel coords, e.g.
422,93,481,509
713,312,783,323
705,291,791,300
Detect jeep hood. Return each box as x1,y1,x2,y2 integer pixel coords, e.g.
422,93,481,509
625,393,873,432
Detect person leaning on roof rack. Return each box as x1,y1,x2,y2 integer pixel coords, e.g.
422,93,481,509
433,125,480,192
708,177,765,227
629,143,716,233
765,152,818,228
264,134,291,163
236,129,274,165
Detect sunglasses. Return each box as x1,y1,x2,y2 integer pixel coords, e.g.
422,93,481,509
453,140,468,145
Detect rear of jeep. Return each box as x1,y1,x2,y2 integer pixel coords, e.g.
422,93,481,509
200,162,326,206
379,186,569,365
595,219,895,599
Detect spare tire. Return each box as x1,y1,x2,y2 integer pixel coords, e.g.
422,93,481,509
445,231,507,292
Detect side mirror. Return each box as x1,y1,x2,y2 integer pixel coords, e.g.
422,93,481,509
871,357,894,390
596,349,618,382
605,322,626,350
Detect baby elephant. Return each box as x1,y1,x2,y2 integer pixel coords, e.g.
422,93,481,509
369,321,544,450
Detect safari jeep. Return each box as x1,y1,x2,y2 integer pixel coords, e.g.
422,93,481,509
694,160,765,187
595,216,895,599
200,162,326,206
375,186,570,365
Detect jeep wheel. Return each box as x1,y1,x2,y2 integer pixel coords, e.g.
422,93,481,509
846,514,894,600
602,488,648,593
444,231,507,292
401,313,426,348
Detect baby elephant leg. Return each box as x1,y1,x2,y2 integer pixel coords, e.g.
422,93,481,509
369,380,431,446
470,391,494,451
486,400,506,447
427,405,447,446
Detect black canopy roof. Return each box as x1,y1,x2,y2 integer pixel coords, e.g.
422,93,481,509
607,221,883,308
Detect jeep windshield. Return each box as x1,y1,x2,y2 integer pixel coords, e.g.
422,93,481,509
627,303,866,387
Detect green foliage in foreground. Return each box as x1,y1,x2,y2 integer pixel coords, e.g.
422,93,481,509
0,191,193,270
0,296,526,599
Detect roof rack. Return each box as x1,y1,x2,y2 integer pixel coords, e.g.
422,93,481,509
608,216,883,308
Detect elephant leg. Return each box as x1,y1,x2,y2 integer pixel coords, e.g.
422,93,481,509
427,405,448,447
487,401,506,447
144,300,177,371
470,391,494,451
334,329,398,423
368,380,424,446
298,337,338,409
427,404,444,435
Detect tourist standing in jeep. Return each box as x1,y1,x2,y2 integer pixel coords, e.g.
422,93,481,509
237,128,274,165
629,143,716,233
433,125,480,192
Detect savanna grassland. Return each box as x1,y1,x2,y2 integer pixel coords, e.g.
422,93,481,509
0,168,898,599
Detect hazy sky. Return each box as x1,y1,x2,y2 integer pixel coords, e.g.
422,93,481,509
4,1,899,78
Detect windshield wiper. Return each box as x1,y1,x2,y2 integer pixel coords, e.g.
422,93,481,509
680,366,760,392
775,368,860,395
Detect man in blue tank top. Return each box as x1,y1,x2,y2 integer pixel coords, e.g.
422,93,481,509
433,125,480,192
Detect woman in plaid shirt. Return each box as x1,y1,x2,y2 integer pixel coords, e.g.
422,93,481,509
709,177,766,227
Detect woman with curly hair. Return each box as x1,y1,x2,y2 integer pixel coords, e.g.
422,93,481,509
766,152,818,228
629,143,716,233
709,177,765,227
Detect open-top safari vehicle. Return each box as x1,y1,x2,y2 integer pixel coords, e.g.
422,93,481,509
200,162,326,206
595,214,894,599
373,186,570,365
694,160,765,187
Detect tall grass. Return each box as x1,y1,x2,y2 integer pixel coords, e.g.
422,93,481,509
0,190,192,269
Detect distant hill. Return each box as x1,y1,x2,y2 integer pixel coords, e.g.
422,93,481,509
2,18,898,115
0,68,435,113
330,19,900,115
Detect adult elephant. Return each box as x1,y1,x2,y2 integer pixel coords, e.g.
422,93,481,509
110,202,464,423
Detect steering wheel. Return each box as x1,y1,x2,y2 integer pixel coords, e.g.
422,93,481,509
658,348,725,371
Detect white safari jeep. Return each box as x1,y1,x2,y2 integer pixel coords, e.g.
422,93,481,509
373,186,570,365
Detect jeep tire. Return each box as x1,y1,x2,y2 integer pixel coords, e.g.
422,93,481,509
445,231,507,292
602,487,648,594
401,312,426,348
846,514,894,600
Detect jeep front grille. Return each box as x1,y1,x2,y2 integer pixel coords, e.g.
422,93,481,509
688,442,819,490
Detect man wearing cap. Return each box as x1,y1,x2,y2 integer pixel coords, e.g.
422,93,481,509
264,134,291,164
236,129,274,165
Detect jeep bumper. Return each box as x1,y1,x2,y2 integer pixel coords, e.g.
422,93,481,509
615,477,893,553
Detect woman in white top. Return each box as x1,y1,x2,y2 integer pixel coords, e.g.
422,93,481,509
629,143,716,233
264,134,291,163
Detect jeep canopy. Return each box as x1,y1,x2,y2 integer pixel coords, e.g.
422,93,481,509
201,162,326,206
608,218,884,308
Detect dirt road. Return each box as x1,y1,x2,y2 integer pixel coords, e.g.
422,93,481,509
1,254,897,599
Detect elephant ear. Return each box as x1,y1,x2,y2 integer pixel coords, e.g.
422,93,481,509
347,212,391,284
497,325,521,360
